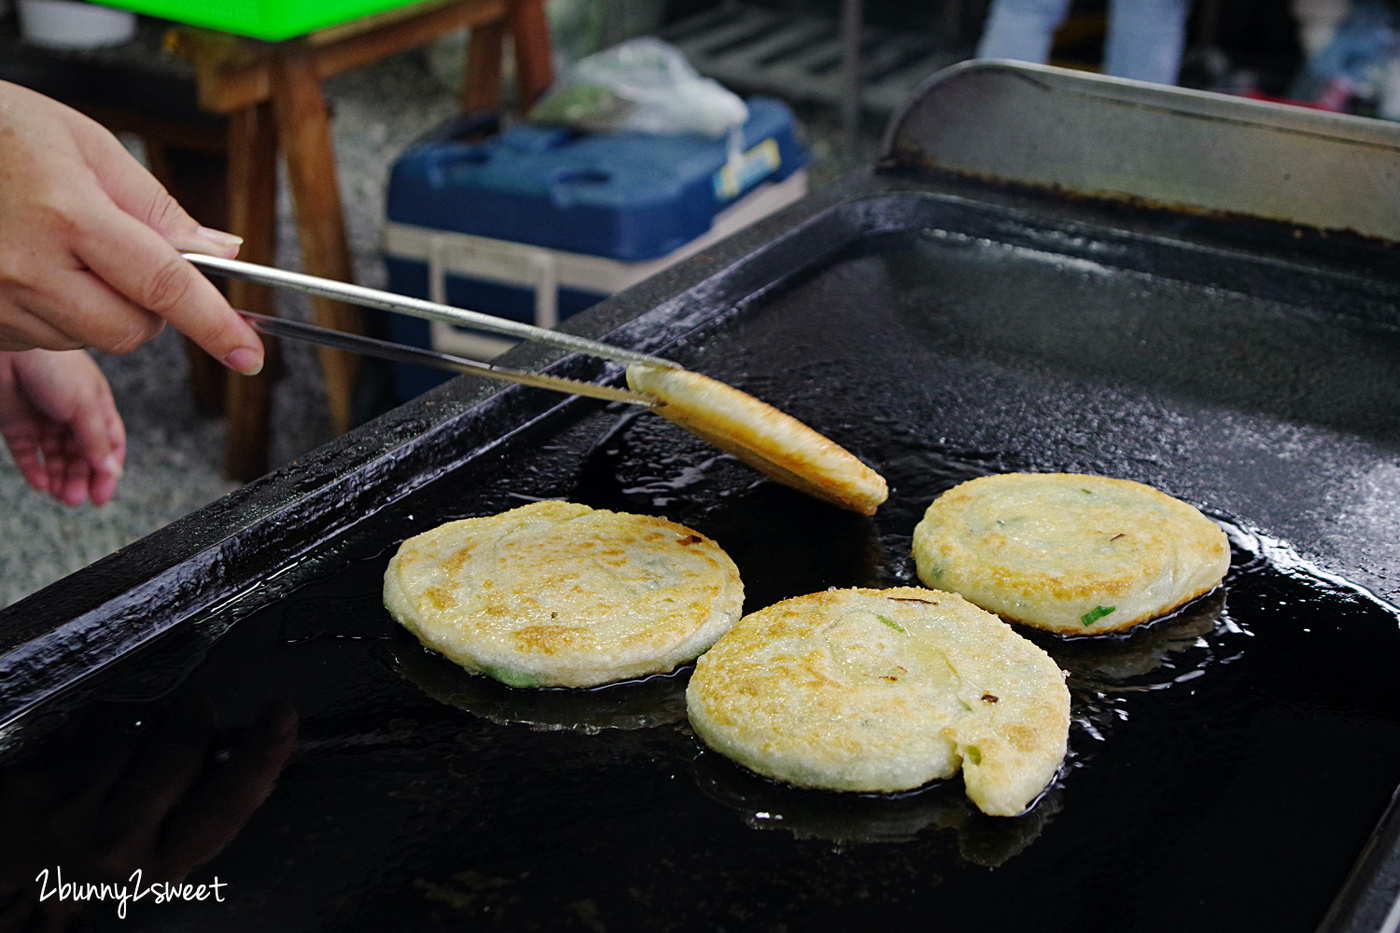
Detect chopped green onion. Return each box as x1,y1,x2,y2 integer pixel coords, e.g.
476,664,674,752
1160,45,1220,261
482,664,540,688
1080,605,1116,627
1081,488,1093,495
876,614,906,633
966,745,983,766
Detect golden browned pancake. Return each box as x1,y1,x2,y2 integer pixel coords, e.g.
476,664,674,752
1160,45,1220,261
686,587,1070,817
383,501,744,688
912,473,1230,635
625,363,888,515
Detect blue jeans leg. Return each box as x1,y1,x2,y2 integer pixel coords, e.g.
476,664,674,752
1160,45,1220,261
1104,0,1192,84
975,0,1074,63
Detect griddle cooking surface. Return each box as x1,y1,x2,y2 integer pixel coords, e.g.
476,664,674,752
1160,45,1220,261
6,193,1400,932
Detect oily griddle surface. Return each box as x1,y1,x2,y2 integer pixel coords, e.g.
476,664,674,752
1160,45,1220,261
7,193,1400,932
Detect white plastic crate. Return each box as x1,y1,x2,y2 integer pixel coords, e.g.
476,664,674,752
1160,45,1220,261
381,170,808,363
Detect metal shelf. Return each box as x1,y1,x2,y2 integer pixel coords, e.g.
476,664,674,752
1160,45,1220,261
661,2,969,117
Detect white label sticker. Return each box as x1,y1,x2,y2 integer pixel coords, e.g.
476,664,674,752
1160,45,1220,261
714,138,781,201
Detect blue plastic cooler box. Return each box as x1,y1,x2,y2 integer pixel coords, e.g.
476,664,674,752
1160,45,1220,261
382,97,810,399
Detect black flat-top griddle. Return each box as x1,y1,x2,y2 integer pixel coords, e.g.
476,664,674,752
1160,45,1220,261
3,63,1400,932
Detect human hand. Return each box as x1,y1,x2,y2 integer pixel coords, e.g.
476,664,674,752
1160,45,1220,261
0,81,263,375
0,349,125,506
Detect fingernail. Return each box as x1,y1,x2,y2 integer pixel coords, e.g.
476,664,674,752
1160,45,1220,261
197,226,244,248
101,454,123,478
224,347,263,376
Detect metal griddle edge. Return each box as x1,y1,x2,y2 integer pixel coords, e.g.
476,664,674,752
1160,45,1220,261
0,61,1399,932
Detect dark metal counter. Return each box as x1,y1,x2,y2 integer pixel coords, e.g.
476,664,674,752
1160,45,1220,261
2,63,1399,932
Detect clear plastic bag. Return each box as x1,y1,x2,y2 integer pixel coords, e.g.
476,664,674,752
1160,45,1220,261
527,37,748,138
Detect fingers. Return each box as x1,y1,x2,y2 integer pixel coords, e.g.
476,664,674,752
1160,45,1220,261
75,121,244,261
71,120,261,372
0,356,47,495
38,427,68,501
0,270,163,356
88,443,124,507
71,210,264,375
19,424,100,508
0,350,126,507
49,396,123,508
2,98,262,372
0,298,91,353
4,431,49,495
61,357,124,507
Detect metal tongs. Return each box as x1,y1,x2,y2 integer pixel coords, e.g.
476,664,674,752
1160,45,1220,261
187,254,891,516
185,253,675,407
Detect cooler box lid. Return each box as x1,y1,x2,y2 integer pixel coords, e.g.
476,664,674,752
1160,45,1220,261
385,97,810,262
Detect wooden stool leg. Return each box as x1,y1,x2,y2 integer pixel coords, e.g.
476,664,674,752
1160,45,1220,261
183,325,229,415
269,50,363,436
510,0,555,111
224,102,280,481
462,17,505,113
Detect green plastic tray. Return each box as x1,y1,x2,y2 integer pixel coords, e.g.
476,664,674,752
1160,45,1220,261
92,0,427,40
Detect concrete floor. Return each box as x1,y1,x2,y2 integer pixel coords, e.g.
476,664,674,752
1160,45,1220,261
0,44,888,609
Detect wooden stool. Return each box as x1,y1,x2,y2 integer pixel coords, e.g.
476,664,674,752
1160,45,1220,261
166,0,554,479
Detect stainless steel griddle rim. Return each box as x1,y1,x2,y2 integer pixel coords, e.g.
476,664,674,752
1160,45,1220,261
884,60,1400,247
